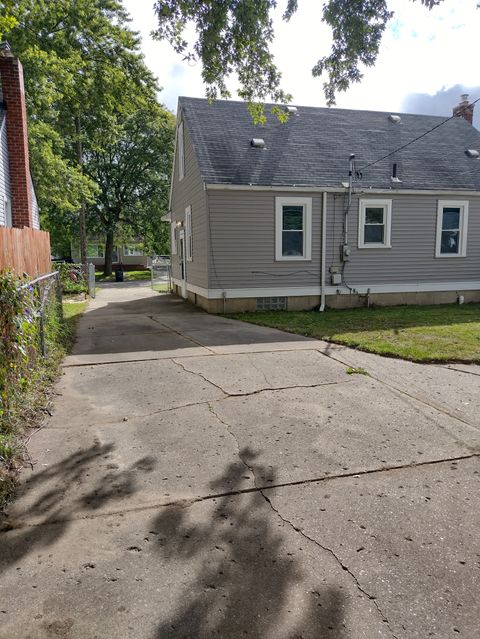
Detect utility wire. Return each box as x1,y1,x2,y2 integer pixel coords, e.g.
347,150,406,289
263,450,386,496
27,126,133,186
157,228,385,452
358,96,480,174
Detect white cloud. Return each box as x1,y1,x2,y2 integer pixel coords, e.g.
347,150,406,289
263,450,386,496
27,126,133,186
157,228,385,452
123,0,480,115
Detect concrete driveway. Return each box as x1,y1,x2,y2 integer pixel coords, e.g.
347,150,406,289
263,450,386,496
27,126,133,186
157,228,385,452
1,284,479,638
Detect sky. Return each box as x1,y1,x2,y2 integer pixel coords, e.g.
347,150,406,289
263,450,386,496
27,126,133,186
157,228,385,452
122,0,480,127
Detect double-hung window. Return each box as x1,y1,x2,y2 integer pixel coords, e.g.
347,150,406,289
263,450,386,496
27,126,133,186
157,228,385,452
185,205,193,261
275,197,312,261
358,199,392,248
177,121,185,180
435,201,468,257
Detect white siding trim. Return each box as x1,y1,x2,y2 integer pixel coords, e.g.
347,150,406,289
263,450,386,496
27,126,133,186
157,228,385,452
435,200,469,258
177,121,185,181
172,278,479,299
205,183,480,197
185,205,192,262
275,196,312,261
171,222,177,255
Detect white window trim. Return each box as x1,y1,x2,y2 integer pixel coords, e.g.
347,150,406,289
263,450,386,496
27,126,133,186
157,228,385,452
171,222,177,255
275,196,312,261
358,199,392,249
435,200,468,258
185,205,193,262
177,121,185,181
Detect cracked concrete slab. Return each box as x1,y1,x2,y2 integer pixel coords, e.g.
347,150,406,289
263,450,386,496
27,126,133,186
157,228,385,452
212,376,480,486
49,358,224,427
0,492,392,639
7,402,254,527
267,455,480,639
316,343,480,428
174,349,350,395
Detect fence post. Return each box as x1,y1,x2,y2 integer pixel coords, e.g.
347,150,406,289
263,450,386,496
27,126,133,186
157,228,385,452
88,263,96,299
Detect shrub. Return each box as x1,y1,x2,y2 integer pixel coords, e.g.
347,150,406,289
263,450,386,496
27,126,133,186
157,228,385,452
0,271,39,426
57,263,88,295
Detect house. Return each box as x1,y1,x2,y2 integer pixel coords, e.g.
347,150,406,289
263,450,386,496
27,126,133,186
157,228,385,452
168,95,480,312
0,44,40,230
71,238,150,270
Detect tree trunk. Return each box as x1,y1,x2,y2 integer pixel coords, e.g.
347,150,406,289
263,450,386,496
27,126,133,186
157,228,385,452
104,229,115,276
75,115,87,270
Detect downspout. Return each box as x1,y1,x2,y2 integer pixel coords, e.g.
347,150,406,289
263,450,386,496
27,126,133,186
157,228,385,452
319,191,327,312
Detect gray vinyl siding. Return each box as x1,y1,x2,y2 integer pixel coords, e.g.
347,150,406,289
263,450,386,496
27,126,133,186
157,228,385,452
0,112,11,226
170,115,208,288
327,193,480,285
207,189,480,292
208,190,322,289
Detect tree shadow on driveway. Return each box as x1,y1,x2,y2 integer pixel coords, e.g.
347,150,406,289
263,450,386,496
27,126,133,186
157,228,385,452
150,448,345,639
0,442,156,572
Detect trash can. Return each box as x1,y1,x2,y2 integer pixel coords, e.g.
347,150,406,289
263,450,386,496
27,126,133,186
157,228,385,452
115,267,124,282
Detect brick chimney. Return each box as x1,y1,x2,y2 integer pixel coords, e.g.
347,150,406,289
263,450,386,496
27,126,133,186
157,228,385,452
0,44,33,228
452,94,474,126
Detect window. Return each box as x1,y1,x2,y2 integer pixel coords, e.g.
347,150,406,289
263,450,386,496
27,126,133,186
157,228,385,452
87,243,118,261
275,197,312,261
436,201,468,258
177,121,185,180
185,205,193,261
124,245,144,257
171,223,177,255
358,199,392,248
87,243,104,258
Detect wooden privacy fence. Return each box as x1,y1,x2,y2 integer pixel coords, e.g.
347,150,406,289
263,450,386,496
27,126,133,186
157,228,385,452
0,227,51,278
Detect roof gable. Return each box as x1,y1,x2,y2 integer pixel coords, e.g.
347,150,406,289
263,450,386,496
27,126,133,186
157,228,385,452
179,97,480,191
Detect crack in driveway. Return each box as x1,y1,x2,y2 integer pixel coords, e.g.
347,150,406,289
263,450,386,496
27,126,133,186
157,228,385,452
207,402,400,639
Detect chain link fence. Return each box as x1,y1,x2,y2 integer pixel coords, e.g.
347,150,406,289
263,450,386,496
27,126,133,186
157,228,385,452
21,271,63,357
150,255,171,292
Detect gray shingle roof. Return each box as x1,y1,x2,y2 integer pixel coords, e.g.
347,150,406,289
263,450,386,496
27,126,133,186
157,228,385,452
179,97,480,191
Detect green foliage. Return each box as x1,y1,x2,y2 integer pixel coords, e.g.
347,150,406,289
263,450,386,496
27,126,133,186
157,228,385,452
3,0,170,246
58,263,88,295
153,0,445,108
0,271,39,422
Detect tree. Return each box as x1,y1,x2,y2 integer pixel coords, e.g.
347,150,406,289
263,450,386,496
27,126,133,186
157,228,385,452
2,0,162,248
84,104,175,276
153,0,444,113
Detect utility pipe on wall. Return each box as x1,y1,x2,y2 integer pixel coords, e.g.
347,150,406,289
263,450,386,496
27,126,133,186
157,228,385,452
319,191,327,312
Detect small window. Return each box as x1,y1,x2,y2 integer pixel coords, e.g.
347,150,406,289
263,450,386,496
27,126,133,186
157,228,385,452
256,297,287,311
177,121,185,181
358,199,392,248
436,201,468,258
185,205,193,262
275,197,312,261
124,245,144,257
171,223,177,255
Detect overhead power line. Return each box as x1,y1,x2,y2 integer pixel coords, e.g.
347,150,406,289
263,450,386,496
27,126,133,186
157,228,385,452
358,95,480,174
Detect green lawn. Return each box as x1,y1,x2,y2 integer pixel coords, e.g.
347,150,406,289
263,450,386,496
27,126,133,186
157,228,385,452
228,304,480,363
152,283,169,293
96,269,151,282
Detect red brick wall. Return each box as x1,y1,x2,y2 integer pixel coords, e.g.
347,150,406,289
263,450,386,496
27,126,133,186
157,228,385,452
0,55,33,228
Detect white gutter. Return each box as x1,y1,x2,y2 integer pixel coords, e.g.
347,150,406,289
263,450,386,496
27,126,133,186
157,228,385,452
319,191,327,312
205,183,480,197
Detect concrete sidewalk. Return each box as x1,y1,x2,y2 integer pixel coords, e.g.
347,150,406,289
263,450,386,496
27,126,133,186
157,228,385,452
1,284,479,638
